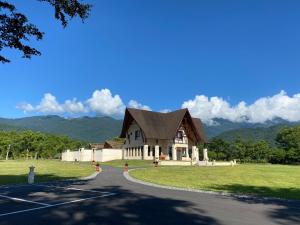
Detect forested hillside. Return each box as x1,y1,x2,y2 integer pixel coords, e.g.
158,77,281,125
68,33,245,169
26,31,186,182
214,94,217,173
0,116,298,142
0,116,123,142
215,125,295,146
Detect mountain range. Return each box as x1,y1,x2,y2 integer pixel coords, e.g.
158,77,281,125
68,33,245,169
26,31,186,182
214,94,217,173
0,116,123,143
0,116,299,144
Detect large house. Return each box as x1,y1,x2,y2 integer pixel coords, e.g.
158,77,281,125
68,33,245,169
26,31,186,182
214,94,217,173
120,108,207,162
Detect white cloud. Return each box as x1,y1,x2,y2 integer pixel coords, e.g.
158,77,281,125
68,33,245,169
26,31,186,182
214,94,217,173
64,98,88,114
128,100,151,111
17,89,126,116
86,89,125,116
17,89,300,124
35,93,64,113
182,90,300,124
16,103,34,113
18,93,87,114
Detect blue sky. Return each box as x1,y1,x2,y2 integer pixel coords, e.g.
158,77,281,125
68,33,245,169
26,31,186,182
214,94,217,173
1,0,300,123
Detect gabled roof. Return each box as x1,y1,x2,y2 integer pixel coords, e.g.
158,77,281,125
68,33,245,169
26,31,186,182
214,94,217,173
120,108,207,143
192,118,207,143
104,138,125,149
89,143,105,149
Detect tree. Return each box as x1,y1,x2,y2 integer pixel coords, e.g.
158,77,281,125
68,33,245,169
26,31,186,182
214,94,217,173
207,138,230,161
0,0,92,63
269,148,286,164
276,126,300,163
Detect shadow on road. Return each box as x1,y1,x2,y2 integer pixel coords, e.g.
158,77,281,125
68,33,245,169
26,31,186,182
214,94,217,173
2,167,300,225
0,180,222,225
44,185,222,225
215,184,300,225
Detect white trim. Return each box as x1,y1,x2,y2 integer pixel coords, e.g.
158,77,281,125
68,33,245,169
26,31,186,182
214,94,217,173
34,184,108,194
0,193,116,217
0,194,51,206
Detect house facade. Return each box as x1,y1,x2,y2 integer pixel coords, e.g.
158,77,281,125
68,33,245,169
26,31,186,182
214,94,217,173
120,108,207,162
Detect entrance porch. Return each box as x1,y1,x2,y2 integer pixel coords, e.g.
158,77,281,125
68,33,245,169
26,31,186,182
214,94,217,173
123,145,199,162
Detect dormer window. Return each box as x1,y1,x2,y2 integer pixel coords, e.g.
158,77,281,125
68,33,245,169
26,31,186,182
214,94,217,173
177,131,183,140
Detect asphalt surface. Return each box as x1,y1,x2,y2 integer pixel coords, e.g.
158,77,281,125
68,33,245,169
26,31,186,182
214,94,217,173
0,166,299,225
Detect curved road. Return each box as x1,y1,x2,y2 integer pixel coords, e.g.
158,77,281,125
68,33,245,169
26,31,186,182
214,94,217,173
1,166,299,225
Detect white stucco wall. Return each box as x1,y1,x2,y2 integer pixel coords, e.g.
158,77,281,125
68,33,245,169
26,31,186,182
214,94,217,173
97,149,123,162
80,149,94,162
62,148,122,162
124,121,144,148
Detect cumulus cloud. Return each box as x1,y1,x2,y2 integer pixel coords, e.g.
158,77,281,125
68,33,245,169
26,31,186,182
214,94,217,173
128,100,151,111
182,90,300,124
63,98,88,114
35,93,64,113
18,93,87,114
17,89,151,117
86,89,125,116
17,89,300,123
16,103,35,113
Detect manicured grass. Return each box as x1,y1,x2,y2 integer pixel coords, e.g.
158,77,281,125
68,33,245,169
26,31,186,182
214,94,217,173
101,160,154,168
0,160,95,185
130,164,300,200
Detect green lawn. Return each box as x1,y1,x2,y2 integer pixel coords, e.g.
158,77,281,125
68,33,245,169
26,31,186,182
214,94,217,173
0,160,95,185
130,164,300,200
101,159,154,168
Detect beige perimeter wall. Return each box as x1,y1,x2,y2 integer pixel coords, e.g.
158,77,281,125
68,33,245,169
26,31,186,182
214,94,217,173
62,149,122,162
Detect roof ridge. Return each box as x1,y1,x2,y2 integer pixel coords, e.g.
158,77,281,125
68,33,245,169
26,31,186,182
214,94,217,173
127,107,187,115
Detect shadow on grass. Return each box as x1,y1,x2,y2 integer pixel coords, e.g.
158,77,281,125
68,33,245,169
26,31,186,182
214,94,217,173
215,184,300,225
0,174,79,186
212,184,300,201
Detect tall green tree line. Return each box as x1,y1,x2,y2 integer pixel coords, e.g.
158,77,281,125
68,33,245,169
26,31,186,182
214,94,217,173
201,126,300,164
0,130,86,159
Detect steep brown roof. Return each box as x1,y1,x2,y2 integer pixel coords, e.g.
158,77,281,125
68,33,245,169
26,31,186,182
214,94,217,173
120,108,207,144
89,143,104,149
104,138,125,149
192,118,208,143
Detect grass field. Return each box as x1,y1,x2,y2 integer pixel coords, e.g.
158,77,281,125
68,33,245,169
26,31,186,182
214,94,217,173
101,160,154,168
0,160,95,185
130,164,300,200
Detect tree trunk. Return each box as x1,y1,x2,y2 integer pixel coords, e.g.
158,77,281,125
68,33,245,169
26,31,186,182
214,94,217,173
34,152,38,160
6,145,10,160
5,150,9,160
26,149,29,160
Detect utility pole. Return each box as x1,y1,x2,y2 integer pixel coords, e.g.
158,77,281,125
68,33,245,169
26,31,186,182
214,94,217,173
6,144,11,160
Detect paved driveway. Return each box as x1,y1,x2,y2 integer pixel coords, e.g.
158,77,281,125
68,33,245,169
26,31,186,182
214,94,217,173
0,166,299,225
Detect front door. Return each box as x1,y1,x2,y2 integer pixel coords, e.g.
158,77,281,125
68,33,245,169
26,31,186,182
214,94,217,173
177,148,182,160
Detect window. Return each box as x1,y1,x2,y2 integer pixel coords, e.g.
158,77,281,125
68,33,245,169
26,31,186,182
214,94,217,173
135,130,140,140
177,131,183,140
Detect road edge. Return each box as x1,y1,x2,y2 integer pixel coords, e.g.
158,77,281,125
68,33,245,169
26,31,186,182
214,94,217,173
0,171,100,188
124,168,299,204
